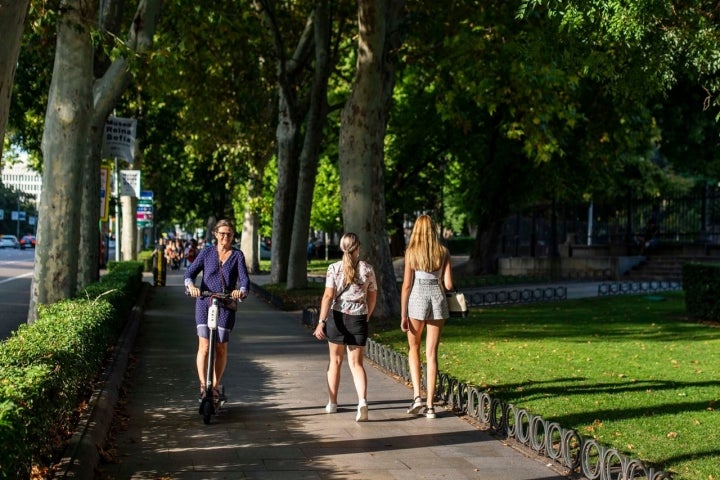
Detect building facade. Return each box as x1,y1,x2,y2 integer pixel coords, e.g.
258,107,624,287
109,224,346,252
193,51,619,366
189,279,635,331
1,160,42,199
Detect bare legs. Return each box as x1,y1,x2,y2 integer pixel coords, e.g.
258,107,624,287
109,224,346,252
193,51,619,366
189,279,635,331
326,342,367,405
406,318,445,409
196,337,228,390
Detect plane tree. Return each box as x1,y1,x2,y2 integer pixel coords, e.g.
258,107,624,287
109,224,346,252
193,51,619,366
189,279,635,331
0,0,30,162
19,0,162,322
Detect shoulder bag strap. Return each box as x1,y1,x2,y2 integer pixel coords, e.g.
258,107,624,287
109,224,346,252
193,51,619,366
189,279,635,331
334,282,351,303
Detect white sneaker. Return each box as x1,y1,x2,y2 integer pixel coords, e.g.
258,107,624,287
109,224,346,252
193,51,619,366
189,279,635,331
325,402,337,413
356,400,368,422
407,396,423,414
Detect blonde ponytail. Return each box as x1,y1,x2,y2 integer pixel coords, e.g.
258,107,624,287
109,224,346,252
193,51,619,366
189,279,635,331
340,233,360,286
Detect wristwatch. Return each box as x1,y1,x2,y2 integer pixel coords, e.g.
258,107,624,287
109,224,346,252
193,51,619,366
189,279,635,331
319,319,326,324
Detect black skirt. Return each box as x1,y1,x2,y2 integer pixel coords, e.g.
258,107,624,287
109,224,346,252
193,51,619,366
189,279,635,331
325,309,369,346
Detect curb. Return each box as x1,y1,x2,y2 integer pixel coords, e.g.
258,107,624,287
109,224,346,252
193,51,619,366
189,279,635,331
55,281,151,479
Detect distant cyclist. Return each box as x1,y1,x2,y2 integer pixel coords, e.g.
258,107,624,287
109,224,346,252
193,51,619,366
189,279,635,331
184,219,249,403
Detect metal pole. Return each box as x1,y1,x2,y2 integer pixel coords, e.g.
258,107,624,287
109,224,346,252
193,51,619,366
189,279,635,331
114,158,121,261
587,202,594,246
16,191,20,237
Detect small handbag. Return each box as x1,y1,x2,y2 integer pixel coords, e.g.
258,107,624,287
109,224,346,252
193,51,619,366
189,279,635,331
222,297,238,312
446,290,468,318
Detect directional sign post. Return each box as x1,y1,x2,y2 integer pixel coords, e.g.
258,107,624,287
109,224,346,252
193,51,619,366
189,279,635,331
137,190,153,229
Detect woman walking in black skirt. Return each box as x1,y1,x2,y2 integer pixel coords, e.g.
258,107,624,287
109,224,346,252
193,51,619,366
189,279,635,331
313,232,377,422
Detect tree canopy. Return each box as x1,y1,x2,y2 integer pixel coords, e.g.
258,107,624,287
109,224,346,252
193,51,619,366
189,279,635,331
3,0,720,288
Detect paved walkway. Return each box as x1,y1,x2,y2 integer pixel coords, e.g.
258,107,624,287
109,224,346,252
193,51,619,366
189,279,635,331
93,269,566,480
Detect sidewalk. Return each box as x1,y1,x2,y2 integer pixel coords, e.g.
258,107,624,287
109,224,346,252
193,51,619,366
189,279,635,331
92,269,566,480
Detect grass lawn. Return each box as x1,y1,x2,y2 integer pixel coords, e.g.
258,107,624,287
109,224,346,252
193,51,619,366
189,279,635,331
371,292,720,479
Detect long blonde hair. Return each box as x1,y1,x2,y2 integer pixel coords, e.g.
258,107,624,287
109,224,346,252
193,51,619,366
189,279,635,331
339,232,360,286
405,215,447,272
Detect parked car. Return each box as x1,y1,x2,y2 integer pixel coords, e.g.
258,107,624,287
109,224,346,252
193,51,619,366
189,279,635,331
20,235,36,249
0,235,21,249
260,243,271,260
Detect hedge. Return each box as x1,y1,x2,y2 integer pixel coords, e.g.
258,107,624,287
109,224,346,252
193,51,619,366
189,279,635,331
0,261,143,479
682,262,720,321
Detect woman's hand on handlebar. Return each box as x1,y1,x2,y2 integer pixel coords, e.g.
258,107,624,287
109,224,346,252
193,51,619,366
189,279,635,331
187,285,200,297
231,289,246,301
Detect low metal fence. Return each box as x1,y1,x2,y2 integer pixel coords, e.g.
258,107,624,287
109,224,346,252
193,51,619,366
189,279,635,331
365,339,673,480
465,286,567,306
597,281,682,296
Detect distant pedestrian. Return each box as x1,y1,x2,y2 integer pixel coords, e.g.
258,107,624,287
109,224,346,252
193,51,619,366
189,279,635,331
400,214,454,419
307,238,316,262
313,232,377,421
184,238,198,268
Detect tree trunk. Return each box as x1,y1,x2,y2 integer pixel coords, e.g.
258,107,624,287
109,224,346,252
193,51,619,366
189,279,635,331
388,209,405,257
338,0,404,318
121,195,137,259
240,159,267,274
29,0,95,323
269,89,300,284
265,11,315,284
287,2,331,290
77,122,103,289
0,0,30,162
465,215,504,275
240,203,260,273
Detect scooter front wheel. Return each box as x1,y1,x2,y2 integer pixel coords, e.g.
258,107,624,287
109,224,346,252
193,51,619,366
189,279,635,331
200,397,213,424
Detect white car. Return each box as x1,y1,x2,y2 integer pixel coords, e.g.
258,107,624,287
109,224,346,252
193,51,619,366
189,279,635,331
0,235,21,249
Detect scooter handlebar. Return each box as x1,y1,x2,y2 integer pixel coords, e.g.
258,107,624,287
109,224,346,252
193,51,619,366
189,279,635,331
185,290,241,301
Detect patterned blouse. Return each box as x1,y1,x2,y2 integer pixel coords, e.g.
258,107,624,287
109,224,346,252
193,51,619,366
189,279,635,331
325,260,377,316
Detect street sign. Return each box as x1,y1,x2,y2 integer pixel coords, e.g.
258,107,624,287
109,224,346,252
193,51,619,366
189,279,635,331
102,116,137,162
120,170,141,197
137,190,153,228
100,166,111,221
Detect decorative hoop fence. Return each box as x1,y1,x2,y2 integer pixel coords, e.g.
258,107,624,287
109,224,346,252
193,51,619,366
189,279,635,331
465,286,568,306
365,339,673,480
597,281,682,297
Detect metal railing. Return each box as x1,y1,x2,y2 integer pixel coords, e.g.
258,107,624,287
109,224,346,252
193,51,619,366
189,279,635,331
597,281,682,296
365,339,673,480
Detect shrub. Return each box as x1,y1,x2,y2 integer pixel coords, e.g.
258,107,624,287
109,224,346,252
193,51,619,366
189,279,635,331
0,261,143,479
682,262,720,320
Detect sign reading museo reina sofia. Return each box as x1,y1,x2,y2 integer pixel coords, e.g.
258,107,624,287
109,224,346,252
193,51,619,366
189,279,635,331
120,170,141,197
102,116,137,162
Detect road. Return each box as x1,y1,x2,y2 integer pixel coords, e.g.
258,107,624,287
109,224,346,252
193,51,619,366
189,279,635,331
0,246,119,341
0,246,34,339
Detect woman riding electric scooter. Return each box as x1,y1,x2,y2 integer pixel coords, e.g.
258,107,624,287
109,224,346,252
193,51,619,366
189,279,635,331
184,220,249,414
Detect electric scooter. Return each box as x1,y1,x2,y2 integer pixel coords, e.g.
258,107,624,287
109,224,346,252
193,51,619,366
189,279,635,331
193,290,236,424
